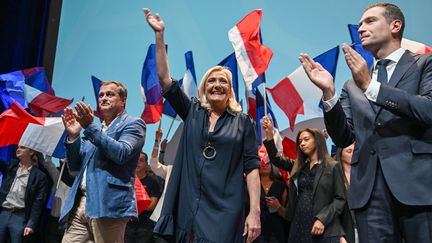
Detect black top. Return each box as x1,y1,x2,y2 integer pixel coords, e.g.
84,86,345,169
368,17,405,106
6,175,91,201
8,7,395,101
259,179,288,243
153,81,260,243
288,164,318,243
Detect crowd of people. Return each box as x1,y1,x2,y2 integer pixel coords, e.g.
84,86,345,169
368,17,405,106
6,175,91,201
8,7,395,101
0,2,431,243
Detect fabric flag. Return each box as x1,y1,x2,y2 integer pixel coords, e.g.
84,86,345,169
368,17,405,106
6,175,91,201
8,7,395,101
228,9,273,85
135,175,151,214
0,102,66,158
91,75,104,121
348,24,374,69
0,68,72,116
179,51,198,98
24,84,73,117
401,38,432,54
254,85,279,143
141,44,163,124
218,52,239,101
266,46,339,130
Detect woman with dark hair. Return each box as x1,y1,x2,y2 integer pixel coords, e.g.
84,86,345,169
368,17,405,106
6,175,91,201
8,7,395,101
256,160,288,243
262,117,350,243
335,144,354,188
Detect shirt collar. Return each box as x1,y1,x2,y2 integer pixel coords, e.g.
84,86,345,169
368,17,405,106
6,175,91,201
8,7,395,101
102,112,124,130
374,48,406,69
18,163,32,173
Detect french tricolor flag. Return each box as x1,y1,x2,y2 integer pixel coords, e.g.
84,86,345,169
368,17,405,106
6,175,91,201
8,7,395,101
228,9,273,86
401,38,432,54
0,68,73,117
266,46,339,130
141,44,163,124
0,102,66,158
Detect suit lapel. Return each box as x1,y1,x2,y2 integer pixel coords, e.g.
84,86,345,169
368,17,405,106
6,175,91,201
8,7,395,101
376,51,417,116
312,163,324,198
105,113,127,134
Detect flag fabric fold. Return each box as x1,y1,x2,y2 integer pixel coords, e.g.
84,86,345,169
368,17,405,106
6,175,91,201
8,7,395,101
0,68,72,116
141,44,164,124
0,102,66,158
266,46,339,130
228,9,273,85
218,53,239,101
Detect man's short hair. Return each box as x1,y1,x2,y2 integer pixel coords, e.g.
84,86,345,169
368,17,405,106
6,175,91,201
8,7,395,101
100,80,128,100
366,3,405,39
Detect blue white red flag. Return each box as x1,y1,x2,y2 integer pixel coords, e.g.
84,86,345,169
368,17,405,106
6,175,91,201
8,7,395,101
0,102,66,158
228,9,273,86
141,44,163,124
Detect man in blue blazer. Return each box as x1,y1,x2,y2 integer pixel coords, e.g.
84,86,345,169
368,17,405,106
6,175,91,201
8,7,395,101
60,81,146,243
299,3,432,243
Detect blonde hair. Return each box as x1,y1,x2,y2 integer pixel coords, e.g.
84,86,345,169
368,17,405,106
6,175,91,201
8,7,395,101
198,66,241,112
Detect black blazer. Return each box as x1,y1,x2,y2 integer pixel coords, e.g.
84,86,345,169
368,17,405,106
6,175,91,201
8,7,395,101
0,159,49,229
286,161,346,238
324,51,432,208
263,139,353,241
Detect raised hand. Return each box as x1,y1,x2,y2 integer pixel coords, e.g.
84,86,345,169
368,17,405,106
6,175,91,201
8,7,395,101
342,43,371,91
261,116,274,140
299,53,335,100
155,128,163,141
143,8,165,33
74,102,94,129
62,107,81,140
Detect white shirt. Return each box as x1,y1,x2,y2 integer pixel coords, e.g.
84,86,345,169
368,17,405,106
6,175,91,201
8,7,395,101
323,48,406,111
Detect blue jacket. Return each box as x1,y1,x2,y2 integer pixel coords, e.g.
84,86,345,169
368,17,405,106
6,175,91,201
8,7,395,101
60,113,146,221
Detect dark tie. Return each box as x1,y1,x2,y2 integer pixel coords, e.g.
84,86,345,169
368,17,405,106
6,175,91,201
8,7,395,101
376,59,392,83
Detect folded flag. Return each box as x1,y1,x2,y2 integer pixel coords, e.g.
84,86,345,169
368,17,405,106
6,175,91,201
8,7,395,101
228,9,273,86
0,102,66,158
135,175,151,214
267,46,339,130
218,52,239,101
141,44,164,124
0,68,72,116
348,24,374,69
401,38,432,54
91,75,104,121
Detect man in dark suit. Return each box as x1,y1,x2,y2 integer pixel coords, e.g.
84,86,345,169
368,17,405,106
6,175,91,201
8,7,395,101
299,3,432,243
60,81,146,243
0,146,49,243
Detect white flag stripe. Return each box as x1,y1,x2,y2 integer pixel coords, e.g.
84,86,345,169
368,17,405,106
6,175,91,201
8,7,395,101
228,26,259,85
19,118,65,156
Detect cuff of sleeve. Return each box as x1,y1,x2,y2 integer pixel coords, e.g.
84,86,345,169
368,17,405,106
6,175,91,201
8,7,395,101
65,136,79,144
364,79,381,102
323,93,338,112
161,78,179,97
83,123,99,142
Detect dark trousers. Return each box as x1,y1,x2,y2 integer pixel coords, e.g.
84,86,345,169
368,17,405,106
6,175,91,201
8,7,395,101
0,209,25,243
124,222,155,243
355,165,432,243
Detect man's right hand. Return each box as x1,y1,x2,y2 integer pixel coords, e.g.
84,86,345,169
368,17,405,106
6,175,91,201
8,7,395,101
299,53,336,100
62,107,81,141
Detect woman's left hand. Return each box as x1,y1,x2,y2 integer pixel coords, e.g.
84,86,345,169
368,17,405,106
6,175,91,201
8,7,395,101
311,219,325,235
243,211,261,243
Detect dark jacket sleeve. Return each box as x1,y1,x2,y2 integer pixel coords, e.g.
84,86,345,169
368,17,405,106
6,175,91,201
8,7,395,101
162,80,192,121
263,139,294,172
315,163,346,227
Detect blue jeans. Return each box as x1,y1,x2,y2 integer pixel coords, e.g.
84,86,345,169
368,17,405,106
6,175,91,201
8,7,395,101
0,209,26,243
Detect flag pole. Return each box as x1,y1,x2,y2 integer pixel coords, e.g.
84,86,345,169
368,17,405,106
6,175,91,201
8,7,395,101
158,118,162,129
165,117,175,139
263,83,268,116
56,160,66,190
